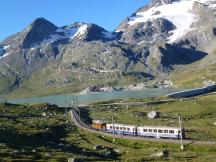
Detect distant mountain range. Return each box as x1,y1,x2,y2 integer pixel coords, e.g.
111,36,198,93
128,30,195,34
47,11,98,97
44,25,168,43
1,0,216,98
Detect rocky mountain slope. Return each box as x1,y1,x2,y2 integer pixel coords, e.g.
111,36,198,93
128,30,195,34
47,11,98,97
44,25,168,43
1,0,216,98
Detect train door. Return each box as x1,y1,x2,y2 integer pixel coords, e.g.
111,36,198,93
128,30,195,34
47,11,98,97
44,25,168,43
182,128,185,139
134,127,137,136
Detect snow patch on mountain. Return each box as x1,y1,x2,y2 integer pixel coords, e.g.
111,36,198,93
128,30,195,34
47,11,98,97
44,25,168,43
39,23,115,45
41,24,88,44
0,45,11,59
0,52,11,59
58,27,78,39
137,40,145,45
56,24,88,39
72,24,88,38
128,0,214,43
3,45,10,50
40,34,63,44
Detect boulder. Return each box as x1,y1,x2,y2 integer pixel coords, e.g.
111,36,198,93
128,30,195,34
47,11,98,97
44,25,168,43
42,112,46,117
154,151,164,158
45,152,52,157
152,150,168,158
93,145,102,150
68,158,82,162
114,149,120,153
104,151,112,157
148,111,160,119
68,158,76,162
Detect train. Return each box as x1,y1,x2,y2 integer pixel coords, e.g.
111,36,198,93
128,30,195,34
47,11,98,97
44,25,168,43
92,120,185,139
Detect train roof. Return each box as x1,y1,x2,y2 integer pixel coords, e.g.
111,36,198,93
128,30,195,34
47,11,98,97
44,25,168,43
137,126,180,130
106,123,137,127
92,120,106,124
105,123,181,130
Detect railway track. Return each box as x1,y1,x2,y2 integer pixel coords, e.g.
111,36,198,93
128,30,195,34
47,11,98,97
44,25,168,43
69,109,216,146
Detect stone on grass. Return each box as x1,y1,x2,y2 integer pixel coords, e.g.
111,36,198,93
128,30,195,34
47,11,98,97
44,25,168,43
45,152,52,157
154,151,164,158
104,151,112,157
0,143,6,147
148,111,160,119
68,158,81,162
152,150,169,158
114,149,120,153
42,112,47,117
68,158,75,162
12,150,19,154
58,143,64,147
213,122,216,126
93,145,102,150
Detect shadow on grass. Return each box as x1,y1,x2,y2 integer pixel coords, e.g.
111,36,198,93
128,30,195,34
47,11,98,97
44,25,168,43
0,123,120,161
79,107,93,125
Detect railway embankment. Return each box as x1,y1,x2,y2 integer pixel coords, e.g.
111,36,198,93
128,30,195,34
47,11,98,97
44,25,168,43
167,84,216,98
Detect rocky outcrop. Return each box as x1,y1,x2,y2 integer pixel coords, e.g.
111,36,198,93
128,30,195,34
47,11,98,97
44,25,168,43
176,1,216,52
119,18,175,46
60,41,142,73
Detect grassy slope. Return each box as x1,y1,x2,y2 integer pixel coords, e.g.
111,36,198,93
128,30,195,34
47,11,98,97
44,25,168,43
0,103,119,161
171,63,216,88
1,102,216,161
0,76,17,95
79,131,216,162
171,50,216,88
87,93,216,141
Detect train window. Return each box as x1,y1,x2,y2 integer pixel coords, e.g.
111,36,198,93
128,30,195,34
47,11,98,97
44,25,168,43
169,130,174,134
153,129,157,133
158,129,163,133
116,127,119,130
127,128,130,131
120,127,123,130
148,129,152,132
164,130,168,133
110,126,112,129
124,127,126,130
143,129,147,132
133,128,135,131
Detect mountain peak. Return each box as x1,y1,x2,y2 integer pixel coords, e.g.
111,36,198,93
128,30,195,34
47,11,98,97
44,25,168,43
54,22,116,42
25,17,57,33
31,17,51,25
21,17,58,48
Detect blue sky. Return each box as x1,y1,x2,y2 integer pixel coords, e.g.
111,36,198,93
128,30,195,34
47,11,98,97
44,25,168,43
0,0,149,41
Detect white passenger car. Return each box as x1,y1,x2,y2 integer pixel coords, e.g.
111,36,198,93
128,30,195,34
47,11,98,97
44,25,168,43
137,126,183,139
106,123,137,135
